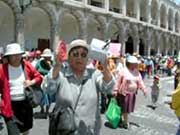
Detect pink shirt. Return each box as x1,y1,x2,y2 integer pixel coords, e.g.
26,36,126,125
114,67,146,96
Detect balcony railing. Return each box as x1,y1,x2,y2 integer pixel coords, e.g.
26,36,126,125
160,24,166,28
89,0,103,8
140,17,147,22
109,7,120,13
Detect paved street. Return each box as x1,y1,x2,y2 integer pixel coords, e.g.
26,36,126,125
0,76,179,135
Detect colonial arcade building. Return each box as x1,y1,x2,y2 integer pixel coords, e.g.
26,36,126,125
1,0,180,56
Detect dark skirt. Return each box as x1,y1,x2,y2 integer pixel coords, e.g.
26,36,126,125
11,99,33,133
117,92,136,113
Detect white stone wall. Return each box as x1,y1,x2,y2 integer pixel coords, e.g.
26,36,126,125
0,0,179,56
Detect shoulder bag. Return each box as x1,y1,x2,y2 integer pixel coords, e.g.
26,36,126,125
49,80,86,135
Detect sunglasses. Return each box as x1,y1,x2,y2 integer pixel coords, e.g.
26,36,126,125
71,51,88,58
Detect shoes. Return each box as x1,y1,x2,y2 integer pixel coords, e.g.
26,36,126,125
119,121,129,129
123,123,129,129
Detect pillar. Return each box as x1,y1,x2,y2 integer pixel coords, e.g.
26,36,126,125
15,15,25,49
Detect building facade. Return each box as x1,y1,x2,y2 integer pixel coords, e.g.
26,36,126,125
0,0,180,56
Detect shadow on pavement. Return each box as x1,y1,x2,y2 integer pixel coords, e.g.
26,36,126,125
104,121,116,129
129,121,140,127
146,105,157,110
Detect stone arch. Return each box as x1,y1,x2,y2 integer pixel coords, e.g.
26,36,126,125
175,12,179,33
96,15,107,40
108,21,119,42
30,2,57,26
168,8,173,31
151,0,158,25
2,0,20,14
160,3,167,28
0,0,18,47
126,0,135,17
140,0,148,22
86,14,105,43
59,11,80,43
23,7,51,50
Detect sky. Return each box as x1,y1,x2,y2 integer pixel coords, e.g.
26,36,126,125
175,0,180,4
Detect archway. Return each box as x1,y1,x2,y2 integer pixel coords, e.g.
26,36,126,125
125,36,133,54
151,0,158,25
140,0,148,22
60,13,79,43
0,1,15,48
168,8,173,31
139,38,145,56
175,12,179,33
160,4,167,28
126,0,134,17
24,7,51,50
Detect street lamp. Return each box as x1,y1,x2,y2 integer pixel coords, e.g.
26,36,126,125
19,0,32,13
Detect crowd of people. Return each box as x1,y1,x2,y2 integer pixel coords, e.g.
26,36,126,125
0,40,180,135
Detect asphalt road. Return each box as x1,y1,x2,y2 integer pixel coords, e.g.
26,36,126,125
0,76,178,135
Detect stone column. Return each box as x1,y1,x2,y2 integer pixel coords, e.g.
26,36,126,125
145,39,151,56
102,21,111,40
104,0,109,12
79,17,88,41
82,0,88,6
51,23,59,51
157,5,161,27
156,35,161,54
147,0,152,23
15,15,25,49
133,0,140,20
172,13,175,32
134,0,140,19
121,0,126,16
133,36,140,54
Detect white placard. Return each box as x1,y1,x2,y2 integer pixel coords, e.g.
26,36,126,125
89,38,108,63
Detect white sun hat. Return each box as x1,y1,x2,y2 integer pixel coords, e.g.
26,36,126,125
68,39,89,54
4,43,24,56
126,55,138,63
41,48,53,57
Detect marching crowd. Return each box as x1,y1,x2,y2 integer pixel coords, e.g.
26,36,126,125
0,39,180,135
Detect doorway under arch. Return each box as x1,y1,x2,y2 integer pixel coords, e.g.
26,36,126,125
125,36,134,54
139,38,145,56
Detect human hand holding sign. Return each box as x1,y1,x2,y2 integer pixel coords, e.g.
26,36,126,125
53,40,67,79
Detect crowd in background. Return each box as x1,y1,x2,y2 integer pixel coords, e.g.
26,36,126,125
0,41,180,135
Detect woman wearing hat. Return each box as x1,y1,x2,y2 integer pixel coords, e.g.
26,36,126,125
0,43,42,135
113,55,147,129
35,48,54,118
41,39,115,135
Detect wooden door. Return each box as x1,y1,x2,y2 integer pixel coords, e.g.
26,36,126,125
38,39,50,52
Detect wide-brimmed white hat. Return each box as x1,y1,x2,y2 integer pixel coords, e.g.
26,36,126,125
41,48,53,57
126,55,138,63
4,43,24,56
68,39,89,55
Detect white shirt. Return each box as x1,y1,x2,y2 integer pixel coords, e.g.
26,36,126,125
8,64,26,101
